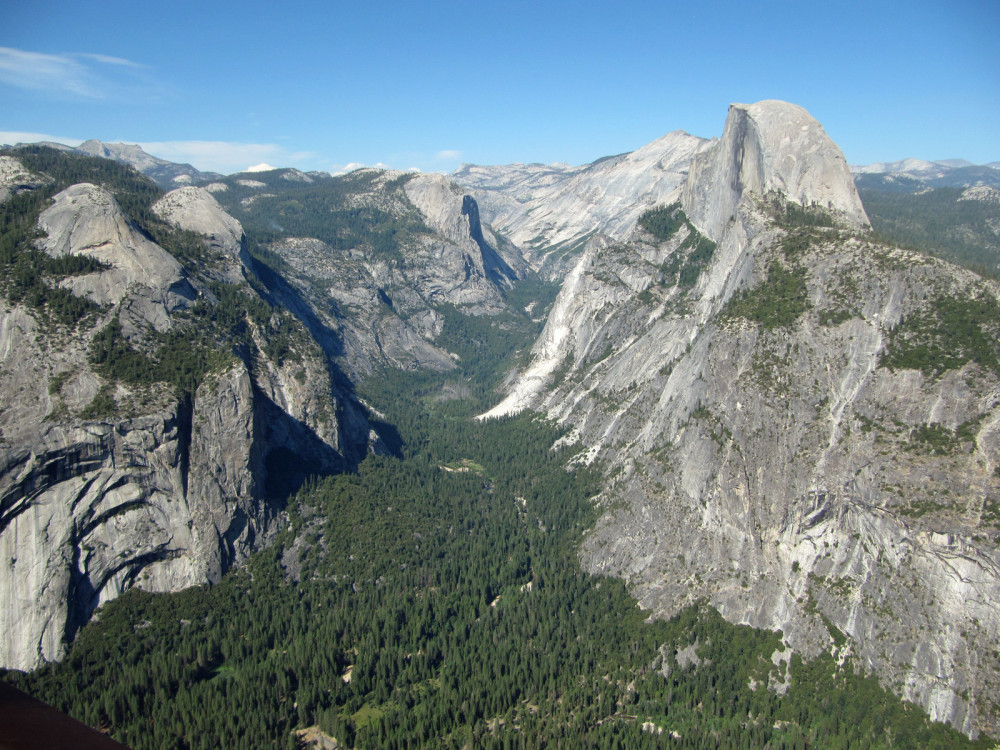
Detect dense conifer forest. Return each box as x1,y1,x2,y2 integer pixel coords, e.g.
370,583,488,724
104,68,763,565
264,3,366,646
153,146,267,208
3,369,989,748
856,184,1000,278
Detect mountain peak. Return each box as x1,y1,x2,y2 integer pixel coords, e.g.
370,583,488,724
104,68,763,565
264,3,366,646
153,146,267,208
683,99,869,240
455,130,711,275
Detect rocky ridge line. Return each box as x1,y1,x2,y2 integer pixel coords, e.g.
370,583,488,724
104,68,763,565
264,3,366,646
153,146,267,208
483,100,1000,737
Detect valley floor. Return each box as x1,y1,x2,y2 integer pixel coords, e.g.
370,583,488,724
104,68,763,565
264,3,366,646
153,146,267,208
2,371,989,749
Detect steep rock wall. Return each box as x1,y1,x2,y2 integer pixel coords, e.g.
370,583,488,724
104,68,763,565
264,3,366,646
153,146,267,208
455,131,712,276
0,360,267,671
487,101,1000,736
682,100,870,242
0,171,370,671
262,171,528,378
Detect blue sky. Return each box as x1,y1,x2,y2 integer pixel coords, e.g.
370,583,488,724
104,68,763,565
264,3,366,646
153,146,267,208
1,0,997,175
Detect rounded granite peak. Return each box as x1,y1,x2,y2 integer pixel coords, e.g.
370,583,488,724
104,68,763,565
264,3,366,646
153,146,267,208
153,186,245,248
36,183,193,330
683,99,870,241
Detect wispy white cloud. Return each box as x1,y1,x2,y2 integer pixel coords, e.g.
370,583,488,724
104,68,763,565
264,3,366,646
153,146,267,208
436,149,462,161
329,162,368,175
0,46,160,101
0,47,100,98
78,53,145,68
139,140,317,174
329,161,398,176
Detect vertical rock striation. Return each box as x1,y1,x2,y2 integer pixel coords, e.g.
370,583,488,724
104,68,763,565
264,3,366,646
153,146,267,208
682,100,869,243
486,101,1000,737
454,131,713,276
0,169,369,671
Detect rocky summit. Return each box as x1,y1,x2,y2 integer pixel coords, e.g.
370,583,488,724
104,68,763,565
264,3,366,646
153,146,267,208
0,153,371,671
482,100,1000,737
454,130,712,277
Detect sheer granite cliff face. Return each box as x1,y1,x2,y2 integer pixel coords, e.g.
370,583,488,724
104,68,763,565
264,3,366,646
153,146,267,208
485,101,1000,737
260,171,527,378
0,360,264,670
454,131,713,278
682,100,870,242
0,176,369,671
401,173,521,304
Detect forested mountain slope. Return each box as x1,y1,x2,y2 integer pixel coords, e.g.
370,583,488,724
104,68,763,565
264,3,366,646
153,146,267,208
487,101,1000,738
856,181,1000,277
4,139,223,190
851,160,1000,276
4,372,990,749
0,147,374,671
0,142,562,676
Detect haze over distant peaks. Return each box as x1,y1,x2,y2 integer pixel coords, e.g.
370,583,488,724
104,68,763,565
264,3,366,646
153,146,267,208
851,156,1000,190
9,138,221,190
852,157,982,174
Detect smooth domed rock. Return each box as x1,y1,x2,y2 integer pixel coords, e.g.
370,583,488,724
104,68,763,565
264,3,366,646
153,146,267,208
682,100,870,241
154,186,245,256
154,186,250,283
37,183,194,330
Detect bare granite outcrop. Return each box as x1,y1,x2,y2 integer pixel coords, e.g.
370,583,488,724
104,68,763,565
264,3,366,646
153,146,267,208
0,170,369,671
454,131,713,276
485,100,1000,737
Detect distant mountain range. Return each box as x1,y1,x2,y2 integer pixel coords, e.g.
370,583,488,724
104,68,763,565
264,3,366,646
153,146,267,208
9,136,997,195
851,158,1000,191
848,159,1000,276
2,139,222,189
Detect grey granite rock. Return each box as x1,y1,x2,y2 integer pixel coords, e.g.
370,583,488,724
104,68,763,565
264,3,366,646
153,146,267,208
484,101,1000,737
0,178,369,671
37,184,196,331
454,131,713,277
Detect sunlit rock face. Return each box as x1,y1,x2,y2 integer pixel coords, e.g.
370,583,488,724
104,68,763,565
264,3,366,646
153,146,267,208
682,100,869,243
454,131,713,277
0,362,257,670
37,183,196,331
484,101,1000,738
260,170,527,378
0,169,368,672
153,186,250,283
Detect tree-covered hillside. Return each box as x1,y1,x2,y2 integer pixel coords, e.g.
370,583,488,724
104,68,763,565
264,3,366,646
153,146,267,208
210,169,428,266
4,371,989,749
857,182,1000,277
0,146,326,426
2,146,997,748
